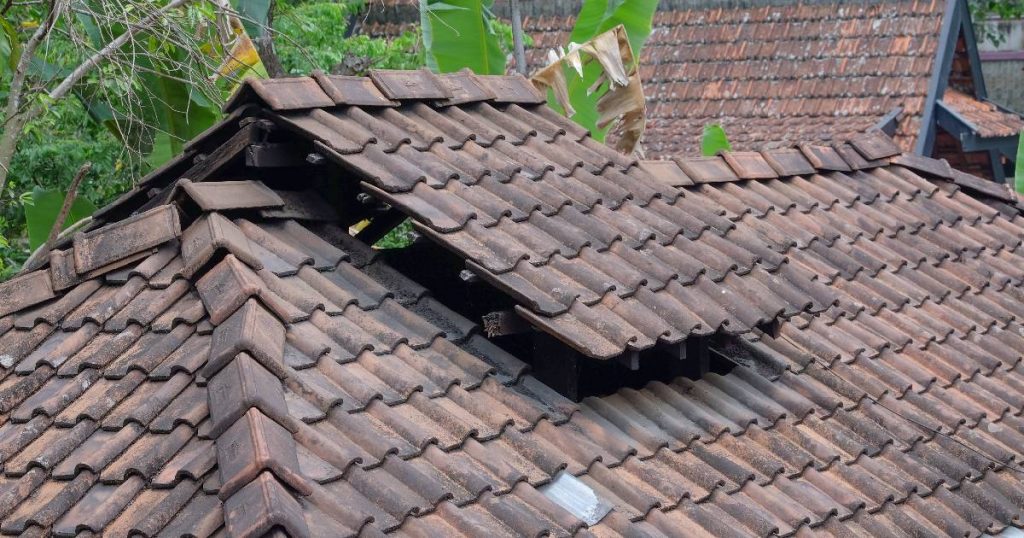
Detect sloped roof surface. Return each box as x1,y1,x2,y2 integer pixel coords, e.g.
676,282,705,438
512,0,1024,158
232,70,839,359
943,88,1024,139
2,71,1024,537
359,0,1024,158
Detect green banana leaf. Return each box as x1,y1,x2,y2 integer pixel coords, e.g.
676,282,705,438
700,124,732,156
23,187,98,250
420,0,505,75
558,0,658,139
234,0,272,39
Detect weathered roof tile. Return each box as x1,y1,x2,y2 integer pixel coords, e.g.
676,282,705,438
313,71,399,107
370,68,450,100
216,408,312,499
180,212,262,276
72,205,180,274
0,270,54,317
179,179,284,212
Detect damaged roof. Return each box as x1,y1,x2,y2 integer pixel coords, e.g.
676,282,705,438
1,70,1024,537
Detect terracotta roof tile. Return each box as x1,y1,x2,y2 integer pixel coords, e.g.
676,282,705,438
0,271,54,318
178,179,284,212
5,73,1024,537
72,204,180,275
942,88,1024,138
493,0,956,156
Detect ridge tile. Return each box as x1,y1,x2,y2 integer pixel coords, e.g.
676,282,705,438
0,270,55,318
312,71,398,107
849,131,903,160
181,212,263,276
223,471,311,538
204,298,287,379
179,179,284,212
370,68,450,100
73,205,181,274
207,353,293,438
216,408,312,499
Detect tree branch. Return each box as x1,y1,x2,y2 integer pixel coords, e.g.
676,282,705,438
45,162,91,251
47,0,192,101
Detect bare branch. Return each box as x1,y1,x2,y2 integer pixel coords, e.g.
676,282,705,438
47,0,193,102
45,161,91,251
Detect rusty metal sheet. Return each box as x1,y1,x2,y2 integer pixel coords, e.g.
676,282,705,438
72,205,180,274
180,180,284,212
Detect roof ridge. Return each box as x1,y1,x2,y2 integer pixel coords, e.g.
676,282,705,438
645,130,912,187
201,281,313,537
224,68,547,114
0,204,182,317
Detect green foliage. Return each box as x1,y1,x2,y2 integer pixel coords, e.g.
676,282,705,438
23,187,98,250
420,0,505,74
570,0,658,55
374,220,417,249
0,16,22,72
235,0,273,37
275,2,419,75
138,54,221,167
971,0,1024,46
701,124,732,157
0,97,136,279
557,0,658,138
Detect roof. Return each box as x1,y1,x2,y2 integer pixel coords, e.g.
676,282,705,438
2,71,1024,537
942,88,1024,138
364,0,1020,159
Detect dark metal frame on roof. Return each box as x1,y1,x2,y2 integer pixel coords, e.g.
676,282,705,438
872,106,904,137
916,0,1017,182
935,101,1016,182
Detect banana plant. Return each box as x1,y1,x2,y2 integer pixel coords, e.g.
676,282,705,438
701,124,732,156
419,0,505,75
558,0,658,138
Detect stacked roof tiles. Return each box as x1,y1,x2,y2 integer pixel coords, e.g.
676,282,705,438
506,0,1021,159
1,70,1024,536
943,89,1024,139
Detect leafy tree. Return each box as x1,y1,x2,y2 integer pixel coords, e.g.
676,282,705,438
971,0,1024,46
